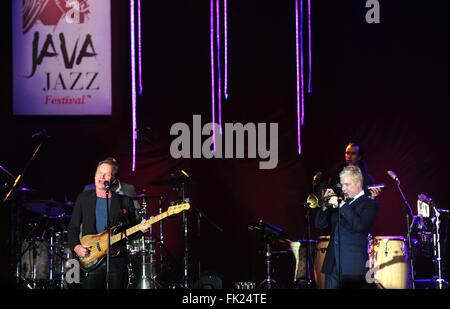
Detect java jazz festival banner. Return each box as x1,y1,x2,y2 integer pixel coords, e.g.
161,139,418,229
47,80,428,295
12,0,112,115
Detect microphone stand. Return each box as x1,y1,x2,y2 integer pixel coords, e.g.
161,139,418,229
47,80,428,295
105,186,111,290
2,136,47,206
391,178,415,289
337,196,342,288
304,209,313,286
1,134,48,286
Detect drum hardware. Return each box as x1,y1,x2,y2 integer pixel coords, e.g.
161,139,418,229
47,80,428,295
249,220,291,289
128,194,162,289
136,198,159,289
431,207,448,289
16,197,73,289
21,200,73,219
154,170,193,289
412,196,449,289
408,194,449,289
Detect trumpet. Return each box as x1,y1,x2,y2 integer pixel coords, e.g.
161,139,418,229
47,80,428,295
305,193,348,209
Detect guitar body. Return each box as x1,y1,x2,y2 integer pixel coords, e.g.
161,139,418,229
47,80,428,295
79,227,121,272
77,203,190,273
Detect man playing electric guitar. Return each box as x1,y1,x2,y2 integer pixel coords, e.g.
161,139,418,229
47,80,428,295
68,159,148,289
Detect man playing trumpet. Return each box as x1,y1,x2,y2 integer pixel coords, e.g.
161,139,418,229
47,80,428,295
314,165,379,289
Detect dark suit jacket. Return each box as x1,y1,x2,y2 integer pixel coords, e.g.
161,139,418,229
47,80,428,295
314,194,379,276
68,190,139,253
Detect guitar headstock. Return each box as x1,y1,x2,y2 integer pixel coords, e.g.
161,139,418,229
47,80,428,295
167,203,191,214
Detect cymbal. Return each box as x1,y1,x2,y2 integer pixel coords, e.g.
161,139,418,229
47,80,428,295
13,186,42,193
152,175,190,187
129,193,163,200
22,200,73,218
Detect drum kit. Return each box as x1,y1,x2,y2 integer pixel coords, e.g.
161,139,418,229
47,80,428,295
15,198,75,289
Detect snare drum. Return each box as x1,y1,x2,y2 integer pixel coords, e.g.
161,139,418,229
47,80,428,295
127,237,149,255
313,236,330,289
369,236,411,289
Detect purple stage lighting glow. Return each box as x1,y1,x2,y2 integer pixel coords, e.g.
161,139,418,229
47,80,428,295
138,0,143,95
300,0,305,127
307,0,312,93
130,0,137,171
224,0,228,100
210,0,216,151
216,0,222,133
295,0,303,154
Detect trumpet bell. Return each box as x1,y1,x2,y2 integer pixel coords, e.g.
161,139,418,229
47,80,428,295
306,194,319,208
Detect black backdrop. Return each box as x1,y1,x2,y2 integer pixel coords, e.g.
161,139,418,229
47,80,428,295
1,0,448,288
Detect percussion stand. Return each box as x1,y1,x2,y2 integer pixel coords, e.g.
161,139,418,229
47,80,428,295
431,206,448,289
48,226,55,287
158,197,164,277
180,181,190,289
136,198,160,289
303,208,314,286
391,178,416,289
258,235,278,289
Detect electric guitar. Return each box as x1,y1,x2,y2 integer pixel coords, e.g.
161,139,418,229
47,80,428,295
78,203,190,272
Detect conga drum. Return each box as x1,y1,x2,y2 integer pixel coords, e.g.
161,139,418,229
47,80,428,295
370,236,411,289
290,240,317,282
313,236,330,289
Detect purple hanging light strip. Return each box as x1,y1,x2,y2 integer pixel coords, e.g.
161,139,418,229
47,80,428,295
224,0,229,100
216,0,222,133
130,0,137,171
307,0,312,93
295,0,302,154
210,0,216,151
137,0,143,95
300,0,305,127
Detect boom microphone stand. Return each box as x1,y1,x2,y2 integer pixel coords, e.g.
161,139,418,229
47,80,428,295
387,170,415,289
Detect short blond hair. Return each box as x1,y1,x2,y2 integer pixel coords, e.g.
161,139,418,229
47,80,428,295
339,165,363,185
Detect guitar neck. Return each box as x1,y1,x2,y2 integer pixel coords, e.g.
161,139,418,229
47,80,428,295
110,211,168,244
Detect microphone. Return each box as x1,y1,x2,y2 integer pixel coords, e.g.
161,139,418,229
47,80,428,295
31,129,49,139
312,171,322,184
104,181,111,191
387,170,399,183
